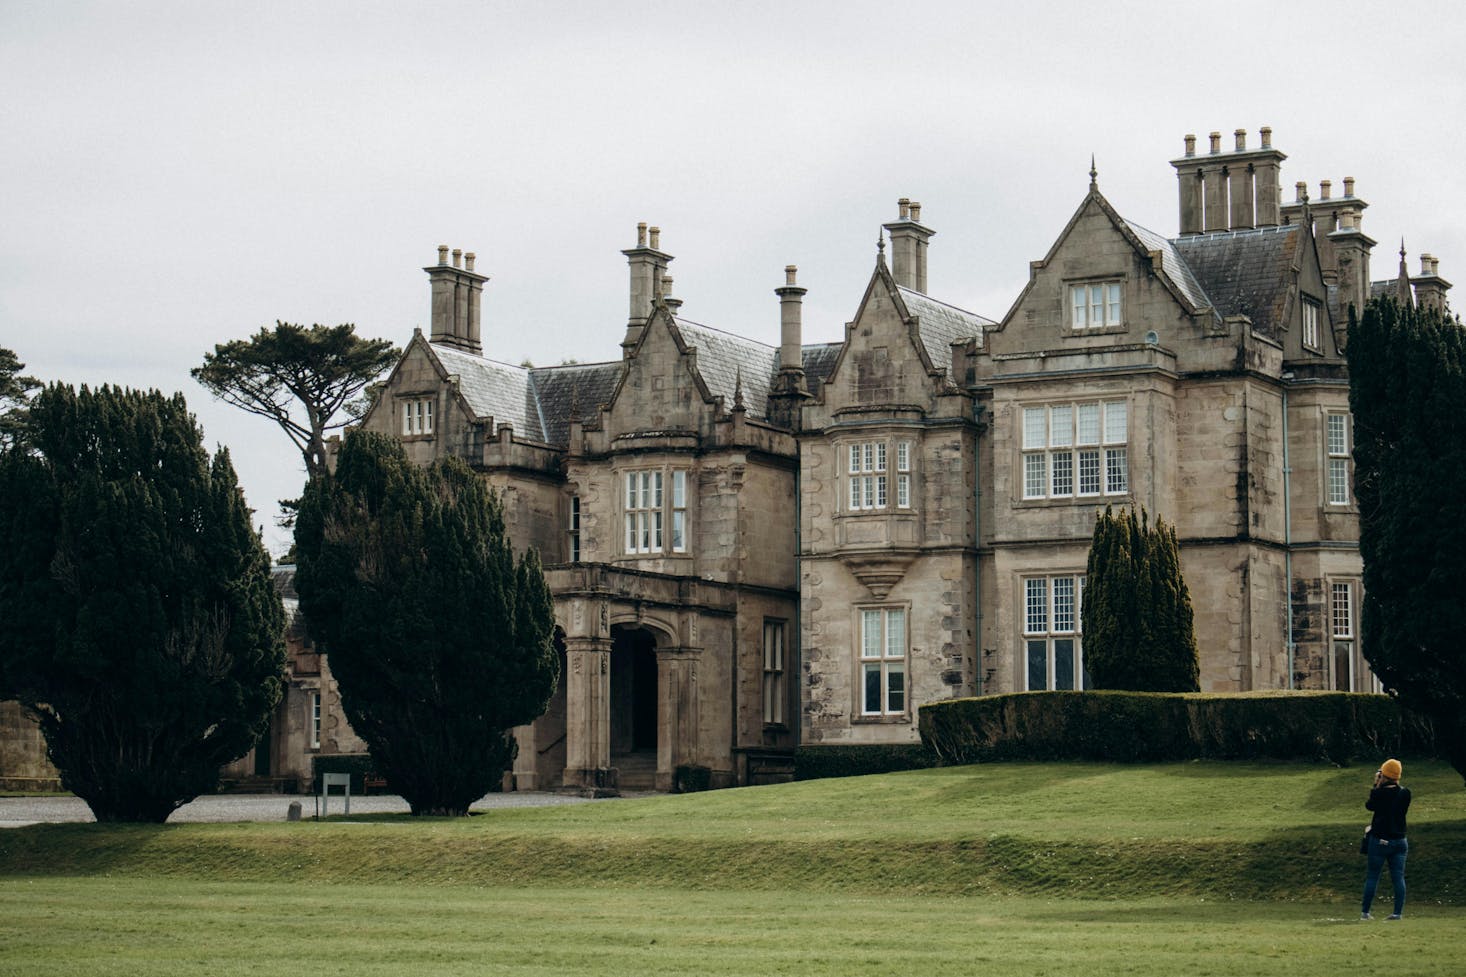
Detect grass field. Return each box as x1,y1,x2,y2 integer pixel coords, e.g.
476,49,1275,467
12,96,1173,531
2,761,1463,976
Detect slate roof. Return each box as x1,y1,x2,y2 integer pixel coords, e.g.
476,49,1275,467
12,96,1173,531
1170,225,1301,339
801,342,841,398
896,287,991,375
1125,220,1211,311
673,317,780,419
528,360,623,445
431,343,621,445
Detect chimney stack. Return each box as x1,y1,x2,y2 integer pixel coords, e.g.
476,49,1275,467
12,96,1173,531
621,222,673,354
1413,254,1452,313
424,244,488,355
882,198,935,293
777,265,806,377
1171,126,1286,234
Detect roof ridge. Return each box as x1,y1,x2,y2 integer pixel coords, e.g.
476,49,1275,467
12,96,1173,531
674,316,777,351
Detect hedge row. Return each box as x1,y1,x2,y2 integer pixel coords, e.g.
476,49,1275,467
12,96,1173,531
918,691,1435,765
794,743,936,781
310,753,377,793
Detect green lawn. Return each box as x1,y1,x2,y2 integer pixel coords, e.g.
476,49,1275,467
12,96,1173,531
2,761,1464,976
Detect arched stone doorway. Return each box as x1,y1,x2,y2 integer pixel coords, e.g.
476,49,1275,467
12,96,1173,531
610,624,659,789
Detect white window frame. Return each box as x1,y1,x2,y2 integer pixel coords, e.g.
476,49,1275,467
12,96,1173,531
1023,575,1087,691
567,496,581,562
846,439,914,512
401,398,434,436
1327,413,1351,506
763,619,786,727
1070,281,1123,330
1330,580,1376,692
858,607,907,717
1022,401,1128,501
623,468,689,556
309,691,322,750
1302,297,1321,351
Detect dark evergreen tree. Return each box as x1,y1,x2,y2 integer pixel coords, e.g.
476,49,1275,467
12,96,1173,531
1348,296,1466,782
0,384,285,822
1082,506,1199,692
293,431,559,816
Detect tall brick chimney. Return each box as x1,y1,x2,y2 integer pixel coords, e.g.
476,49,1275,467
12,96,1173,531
425,245,487,354
622,223,672,355
882,198,934,293
1171,127,1286,235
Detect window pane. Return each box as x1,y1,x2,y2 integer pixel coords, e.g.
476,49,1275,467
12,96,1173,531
864,664,883,713
1023,408,1047,449
672,511,685,551
875,442,886,472
896,441,910,471
1053,577,1074,632
1024,453,1047,498
1072,287,1086,328
1051,451,1073,496
1327,414,1348,455
897,473,910,508
863,443,873,471
1333,642,1353,691
1103,402,1127,444
1078,450,1101,494
849,477,861,510
1328,458,1349,504
1025,578,1047,633
886,609,905,659
672,470,686,506
876,472,888,508
1090,284,1104,325
862,611,881,658
1054,639,1075,690
653,510,663,548
886,666,905,713
1332,583,1353,637
1050,405,1073,448
849,444,860,473
1105,447,1128,494
1107,283,1122,325
1077,404,1100,445
1027,640,1048,690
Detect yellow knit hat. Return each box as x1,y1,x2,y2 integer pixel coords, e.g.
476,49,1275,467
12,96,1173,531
1381,758,1403,781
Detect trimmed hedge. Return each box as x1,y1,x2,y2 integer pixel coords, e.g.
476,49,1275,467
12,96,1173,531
919,691,1436,765
794,743,936,781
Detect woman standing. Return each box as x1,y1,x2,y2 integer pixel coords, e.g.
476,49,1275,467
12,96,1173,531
1361,758,1411,920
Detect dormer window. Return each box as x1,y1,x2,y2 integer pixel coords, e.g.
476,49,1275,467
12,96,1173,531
402,398,434,436
1070,281,1123,330
1302,297,1321,351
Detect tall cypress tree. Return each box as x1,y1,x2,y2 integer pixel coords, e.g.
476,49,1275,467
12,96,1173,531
0,384,285,822
293,431,559,816
1082,506,1199,692
1348,297,1466,782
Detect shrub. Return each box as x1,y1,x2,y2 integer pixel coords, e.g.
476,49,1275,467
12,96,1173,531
794,743,936,781
311,754,376,794
919,691,1435,765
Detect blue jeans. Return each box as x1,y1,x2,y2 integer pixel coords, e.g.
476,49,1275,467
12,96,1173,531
1362,835,1408,916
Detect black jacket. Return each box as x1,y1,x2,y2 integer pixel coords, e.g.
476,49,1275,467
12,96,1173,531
1366,784,1411,840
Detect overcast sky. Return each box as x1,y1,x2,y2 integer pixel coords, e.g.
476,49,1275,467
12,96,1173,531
4,0,1464,558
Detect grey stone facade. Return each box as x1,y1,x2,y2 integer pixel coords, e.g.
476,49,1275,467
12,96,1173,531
1,128,1449,792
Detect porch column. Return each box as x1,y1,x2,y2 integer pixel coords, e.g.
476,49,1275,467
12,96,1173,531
563,637,616,791
656,648,700,791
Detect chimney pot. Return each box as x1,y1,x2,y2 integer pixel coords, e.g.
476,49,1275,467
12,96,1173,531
1343,176,1356,198
785,264,798,286
1295,181,1307,203
637,222,647,248
1209,131,1221,154
464,252,475,272
452,248,462,269
1184,133,1196,157
1260,126,1272,149
898,198,911,220
1421,254,1434,276
1320,180,1332,201
1235,128,1247,151
438,245,449,265
649,226,660,250
910,201,922,222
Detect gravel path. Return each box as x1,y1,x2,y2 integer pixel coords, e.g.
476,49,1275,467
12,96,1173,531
0,790,604,827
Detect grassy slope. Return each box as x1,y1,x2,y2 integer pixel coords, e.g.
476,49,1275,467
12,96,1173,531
2,760,1463,902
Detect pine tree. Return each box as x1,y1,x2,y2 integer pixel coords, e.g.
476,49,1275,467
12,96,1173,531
293,431,559,816
0,384,285,822
1348,296,1466,782
1082,506,1199,692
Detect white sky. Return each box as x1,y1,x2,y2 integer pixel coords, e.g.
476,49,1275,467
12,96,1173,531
4,0,1464,558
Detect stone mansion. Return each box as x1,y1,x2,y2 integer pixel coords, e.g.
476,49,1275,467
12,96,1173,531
1,128,1449,794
